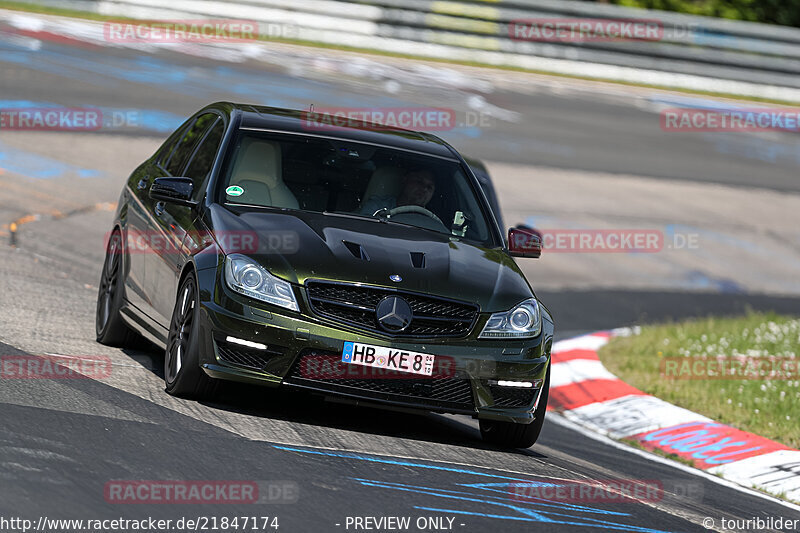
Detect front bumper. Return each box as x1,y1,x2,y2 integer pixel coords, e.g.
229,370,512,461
194,268,554,424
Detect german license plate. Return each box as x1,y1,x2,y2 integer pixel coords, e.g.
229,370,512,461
342,342,435,377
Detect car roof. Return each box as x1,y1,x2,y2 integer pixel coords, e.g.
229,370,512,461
213,102,459,160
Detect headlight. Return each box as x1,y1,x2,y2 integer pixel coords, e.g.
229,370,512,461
479,298,541,339
224,254,299,311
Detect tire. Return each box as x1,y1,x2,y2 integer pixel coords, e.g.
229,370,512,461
164,273,218,399
480,366,550,449
96,230,135,346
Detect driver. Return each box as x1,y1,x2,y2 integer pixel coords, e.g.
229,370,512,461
360,169,436,216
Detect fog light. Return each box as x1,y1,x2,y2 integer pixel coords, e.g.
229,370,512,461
492,379,542,388
225,336,267,350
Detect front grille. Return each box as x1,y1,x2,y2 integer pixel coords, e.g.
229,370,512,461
306,280,478,338
285,350,475,412
489,384,538,408
216,339,285,371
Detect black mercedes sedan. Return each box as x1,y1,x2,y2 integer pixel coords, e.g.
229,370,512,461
96,102,552,448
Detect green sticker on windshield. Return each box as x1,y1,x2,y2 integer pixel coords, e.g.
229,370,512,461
226,185,244,197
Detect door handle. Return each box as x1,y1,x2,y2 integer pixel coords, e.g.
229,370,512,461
154,201,166,218
137,179,149,191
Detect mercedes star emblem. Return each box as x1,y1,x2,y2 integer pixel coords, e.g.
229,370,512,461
375,296,413,332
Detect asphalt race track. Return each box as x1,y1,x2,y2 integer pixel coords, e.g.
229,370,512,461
1,12,799,532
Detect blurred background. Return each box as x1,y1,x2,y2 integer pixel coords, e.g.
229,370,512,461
0,0,799,526
1,0,799,342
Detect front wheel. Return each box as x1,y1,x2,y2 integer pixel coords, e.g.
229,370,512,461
480,366,550,448
164,273,218,399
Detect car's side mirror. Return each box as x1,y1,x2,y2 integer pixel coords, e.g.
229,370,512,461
149,177,197,208
508,226,542,258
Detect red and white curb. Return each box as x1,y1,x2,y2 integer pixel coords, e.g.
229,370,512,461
547,329,800,503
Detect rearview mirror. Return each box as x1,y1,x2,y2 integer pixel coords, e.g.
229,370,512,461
508,226,542,258
149,177,197,208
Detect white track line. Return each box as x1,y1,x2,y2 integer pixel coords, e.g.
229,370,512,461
549,413,800,513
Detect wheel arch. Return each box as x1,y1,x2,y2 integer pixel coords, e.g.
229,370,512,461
178,260,199,289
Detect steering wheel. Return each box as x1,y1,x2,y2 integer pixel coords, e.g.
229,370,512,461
380,205,444,226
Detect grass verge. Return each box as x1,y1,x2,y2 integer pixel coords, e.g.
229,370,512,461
0,1,133,21
599,313,800,449
1,2,799,105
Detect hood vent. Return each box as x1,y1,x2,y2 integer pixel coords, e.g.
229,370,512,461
343,240,370,261
410,252,426,268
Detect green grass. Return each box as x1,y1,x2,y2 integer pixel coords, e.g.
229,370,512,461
599,313,800,449
0,1,134,21
2,1,800,105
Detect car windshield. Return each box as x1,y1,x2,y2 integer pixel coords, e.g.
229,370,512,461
219,131,498,246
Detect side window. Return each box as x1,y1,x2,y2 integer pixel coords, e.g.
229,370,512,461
184,119,225,200
165,114,216,176
156,118,192,167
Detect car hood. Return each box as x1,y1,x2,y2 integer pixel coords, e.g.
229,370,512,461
207,205,533,312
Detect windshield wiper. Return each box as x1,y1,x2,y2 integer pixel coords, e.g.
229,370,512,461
322,211,381,222
323,210,462,240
